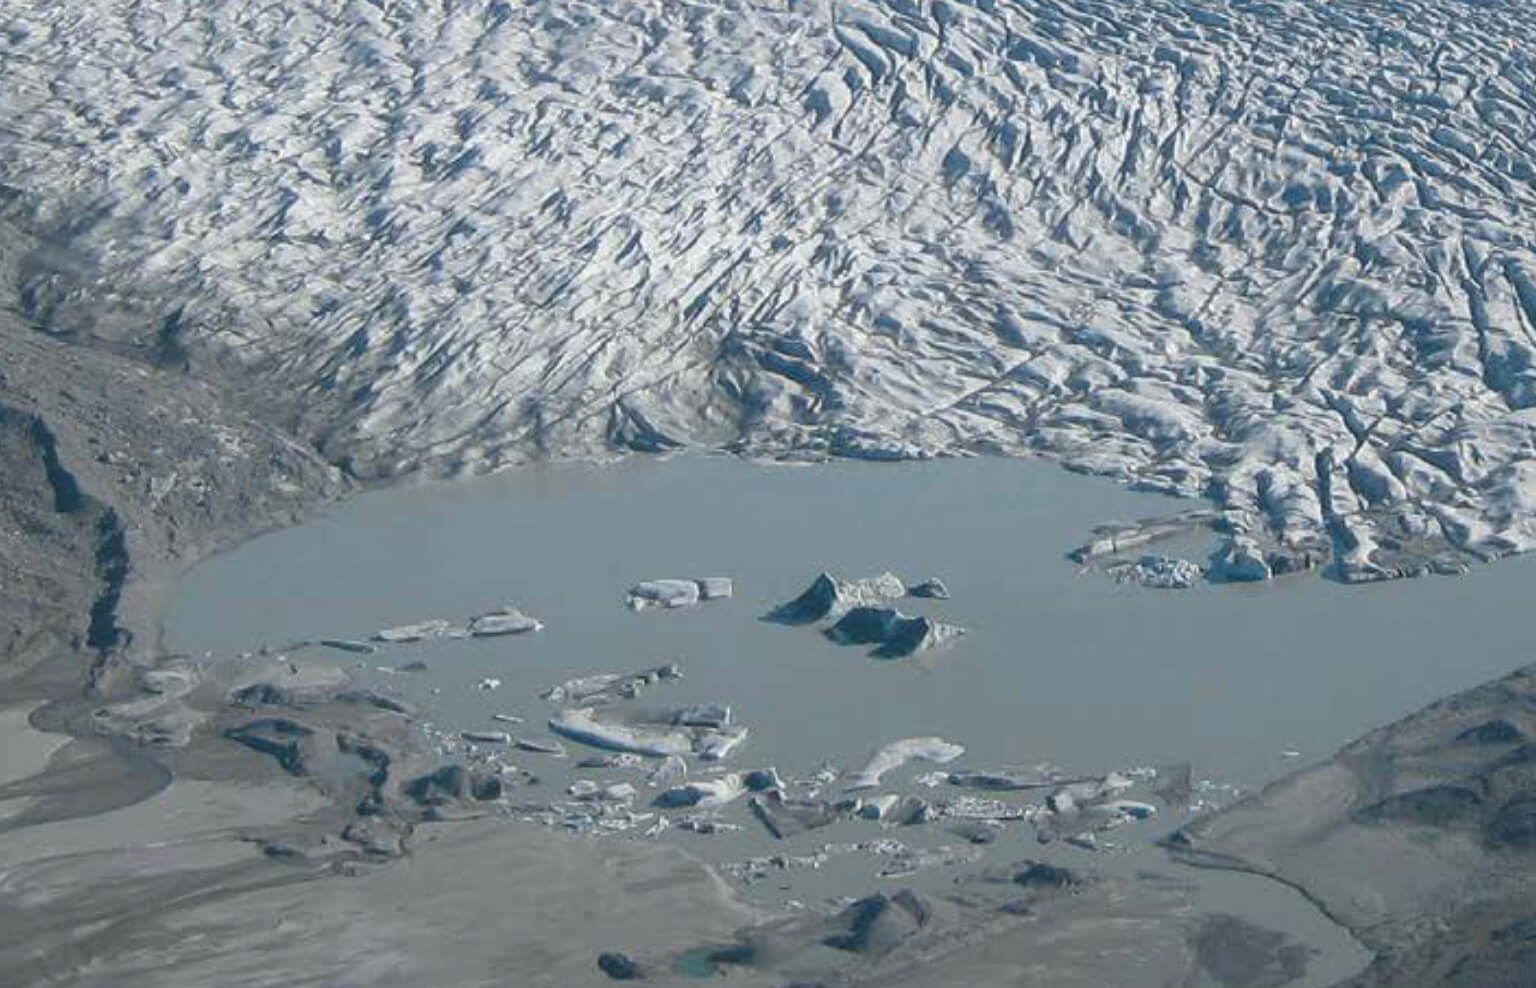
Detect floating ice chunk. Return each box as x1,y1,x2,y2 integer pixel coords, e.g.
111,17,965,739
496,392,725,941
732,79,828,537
824,607,966,657
626,579,700,610
694,577,734,600
549,708,694,758
846,738,966,791
373,619,453,643
540,664,681,705
468,608,543,636
768,571,907,623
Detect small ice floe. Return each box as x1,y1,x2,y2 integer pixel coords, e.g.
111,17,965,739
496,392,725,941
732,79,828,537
468,608,543,637
625,578,733,611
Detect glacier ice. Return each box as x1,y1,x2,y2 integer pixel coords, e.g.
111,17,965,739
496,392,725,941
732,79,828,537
9,0,1536,581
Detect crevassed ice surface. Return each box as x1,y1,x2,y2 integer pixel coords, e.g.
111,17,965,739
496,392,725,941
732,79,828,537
7,0,1536,578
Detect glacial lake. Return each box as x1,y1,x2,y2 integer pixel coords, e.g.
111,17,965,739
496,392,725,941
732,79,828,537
164,451,1536,985
167,452,1533,790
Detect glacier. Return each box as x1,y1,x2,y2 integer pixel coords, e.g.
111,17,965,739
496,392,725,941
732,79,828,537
7,0,1536,581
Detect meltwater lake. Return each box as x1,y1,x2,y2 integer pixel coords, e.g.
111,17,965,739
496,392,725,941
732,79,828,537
166,450,1536,985
167,453,1534,790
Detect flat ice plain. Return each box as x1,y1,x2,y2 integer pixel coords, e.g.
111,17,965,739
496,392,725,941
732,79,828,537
9,0,1536,582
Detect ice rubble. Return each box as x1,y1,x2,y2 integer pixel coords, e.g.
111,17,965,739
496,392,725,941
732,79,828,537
10,0,1536,581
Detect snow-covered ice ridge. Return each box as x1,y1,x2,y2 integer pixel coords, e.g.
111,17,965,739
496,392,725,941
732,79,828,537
7,0,1536,582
